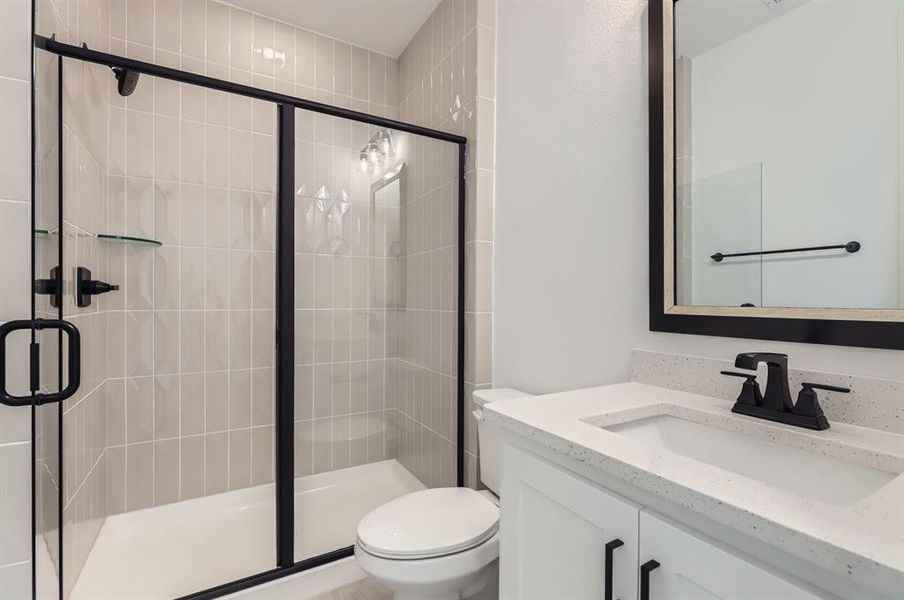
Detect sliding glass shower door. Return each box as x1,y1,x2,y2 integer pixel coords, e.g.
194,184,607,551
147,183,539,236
291,112,461,562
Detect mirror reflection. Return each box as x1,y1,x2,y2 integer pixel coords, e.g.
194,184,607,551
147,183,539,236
674,0,904,310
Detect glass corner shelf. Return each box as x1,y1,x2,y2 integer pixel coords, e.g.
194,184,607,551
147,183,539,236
97,233,163,246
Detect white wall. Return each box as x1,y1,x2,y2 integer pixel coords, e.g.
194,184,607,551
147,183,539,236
686,0,903,309
494,0,904,396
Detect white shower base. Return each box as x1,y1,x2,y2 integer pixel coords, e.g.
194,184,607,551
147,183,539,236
68,459,425,600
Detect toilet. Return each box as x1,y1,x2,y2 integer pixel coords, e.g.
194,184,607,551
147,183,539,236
354,388,531,600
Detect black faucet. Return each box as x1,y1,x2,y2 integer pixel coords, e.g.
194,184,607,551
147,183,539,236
720,353,850,431
733,352,793,412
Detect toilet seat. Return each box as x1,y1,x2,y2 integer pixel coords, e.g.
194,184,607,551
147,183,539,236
356,488,499,560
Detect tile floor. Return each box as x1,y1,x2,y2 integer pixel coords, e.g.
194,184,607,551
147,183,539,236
312,577,391,600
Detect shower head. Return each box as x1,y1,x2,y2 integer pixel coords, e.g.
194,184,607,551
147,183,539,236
112,67,140,97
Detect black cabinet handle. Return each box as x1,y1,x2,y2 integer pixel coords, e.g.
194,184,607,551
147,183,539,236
604,538,624,600
640,559,660,600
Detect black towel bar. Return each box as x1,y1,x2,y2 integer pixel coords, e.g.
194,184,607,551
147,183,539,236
711,241,860,263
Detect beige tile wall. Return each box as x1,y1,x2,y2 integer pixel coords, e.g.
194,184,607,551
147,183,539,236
392,133,460,488
293,113,403,481
396,0,496,488
101,1,403,511
33,0,117,594
289,39,402,479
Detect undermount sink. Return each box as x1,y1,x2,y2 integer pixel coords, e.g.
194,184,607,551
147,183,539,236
604,415,899,505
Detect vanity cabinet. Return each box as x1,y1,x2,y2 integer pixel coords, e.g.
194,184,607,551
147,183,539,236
500,442,641,600
639,512,830,600
500,443,836,600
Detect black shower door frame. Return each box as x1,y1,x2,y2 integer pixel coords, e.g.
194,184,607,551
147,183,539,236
33,33,467,600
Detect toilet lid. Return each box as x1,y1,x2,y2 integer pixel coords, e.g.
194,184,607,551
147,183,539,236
356,488,499,560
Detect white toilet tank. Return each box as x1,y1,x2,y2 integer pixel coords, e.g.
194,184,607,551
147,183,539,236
472,388,532,494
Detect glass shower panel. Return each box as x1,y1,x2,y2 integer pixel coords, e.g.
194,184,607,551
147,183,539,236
293,108,459,561
34,47,62,600
58,67,277,599
678,163,763,307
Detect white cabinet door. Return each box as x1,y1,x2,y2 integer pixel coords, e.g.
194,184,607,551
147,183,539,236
639,512,835,600
500,443,641,600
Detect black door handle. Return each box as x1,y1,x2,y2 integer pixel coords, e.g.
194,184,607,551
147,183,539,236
640,559,660,600
0,319,80,406
604,538,624,600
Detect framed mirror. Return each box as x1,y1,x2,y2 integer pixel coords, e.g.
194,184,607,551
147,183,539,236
649,0,904,349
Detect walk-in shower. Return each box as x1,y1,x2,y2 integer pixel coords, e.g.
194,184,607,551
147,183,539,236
15,13,465,598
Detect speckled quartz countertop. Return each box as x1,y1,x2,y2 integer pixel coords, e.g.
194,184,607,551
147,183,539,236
484,382,904,597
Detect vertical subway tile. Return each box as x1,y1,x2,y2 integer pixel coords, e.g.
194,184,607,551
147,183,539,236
368,52,386,104
126,377,154,443
155,0,182,53
204,187,229,248
180,373,205,435
333,41,351,96
205,310,229,371
274,22,295,83
180,435,204,500
180,311,205,373
252,15,275,76
126,442,153,510
0,80,30,201
229,369,252,429
228,429,251,490
153,312,180,375
180,183,205,245
314,35,333,91
0,0,30,81
204,432,228,495
106,445,126,514
205,249,229,309
153,439,179,505
127,0,154,47
229,8,253,72
205,371,229,432
251,426,274,484
0,442,30,565
206,0,230,65
295,365,314,421
181,0,206,59
153,375,180,439
251,368,274,425
295,29,315,87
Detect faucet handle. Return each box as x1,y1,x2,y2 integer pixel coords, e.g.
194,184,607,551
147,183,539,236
720,370,763,407
800,382,851,394
720,370,756,379
792,382,850,430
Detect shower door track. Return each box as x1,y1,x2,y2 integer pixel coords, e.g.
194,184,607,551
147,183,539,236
32,33,468,600
34,35,465,144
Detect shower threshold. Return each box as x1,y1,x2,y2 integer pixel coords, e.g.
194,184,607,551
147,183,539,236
63,459,425,600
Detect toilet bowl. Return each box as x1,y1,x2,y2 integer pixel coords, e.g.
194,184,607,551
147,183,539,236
354,388,531,600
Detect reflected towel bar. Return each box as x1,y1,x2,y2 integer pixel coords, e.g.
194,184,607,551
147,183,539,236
710,241,861,263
